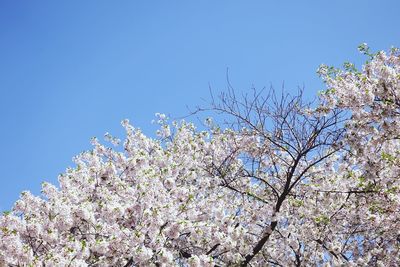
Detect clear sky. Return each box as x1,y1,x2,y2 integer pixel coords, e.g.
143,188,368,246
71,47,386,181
0,1,399,211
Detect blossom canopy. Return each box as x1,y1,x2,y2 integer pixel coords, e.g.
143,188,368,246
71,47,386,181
1,46,400,266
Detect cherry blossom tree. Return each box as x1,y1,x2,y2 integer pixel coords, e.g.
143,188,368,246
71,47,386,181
1,45,399,266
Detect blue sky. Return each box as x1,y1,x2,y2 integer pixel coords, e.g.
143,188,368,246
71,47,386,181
0,1,399,211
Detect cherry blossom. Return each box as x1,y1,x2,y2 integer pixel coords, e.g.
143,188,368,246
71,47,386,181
1,46,399,266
